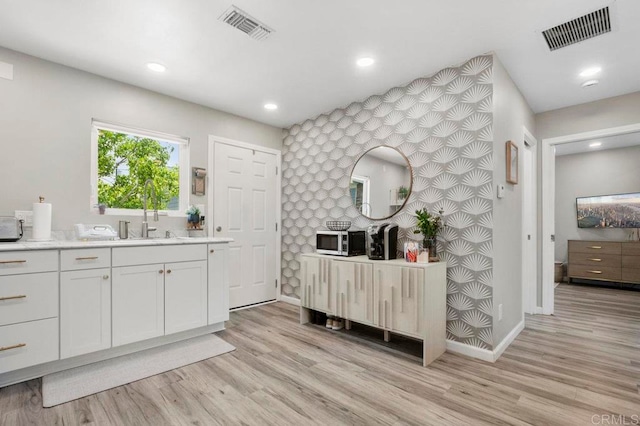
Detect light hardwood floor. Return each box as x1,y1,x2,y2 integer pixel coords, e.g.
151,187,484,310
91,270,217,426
1,283,640,425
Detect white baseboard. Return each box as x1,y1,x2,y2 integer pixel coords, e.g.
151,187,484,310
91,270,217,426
492,320,524,361
279,295,300,306
446,339,494,362
446,319,524,363
534,306,544,314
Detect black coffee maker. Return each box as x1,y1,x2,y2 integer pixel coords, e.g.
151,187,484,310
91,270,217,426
366,223,399,260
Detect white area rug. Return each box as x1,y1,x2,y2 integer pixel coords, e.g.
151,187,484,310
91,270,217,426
42,334,235,407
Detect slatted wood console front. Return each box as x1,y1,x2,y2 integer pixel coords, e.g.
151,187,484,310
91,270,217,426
568,240,640,284
299,254,447,366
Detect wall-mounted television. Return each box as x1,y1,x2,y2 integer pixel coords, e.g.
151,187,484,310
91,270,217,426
576,192,640,228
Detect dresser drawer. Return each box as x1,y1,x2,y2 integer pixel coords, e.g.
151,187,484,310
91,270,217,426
622,268,640,284
0,318,59,374
568,241,621,255
61,248,111,271
0,272,58,326
569,252,620,268
0,251,58,276
621,243,640,256
568,265,621,282
622,256,640,269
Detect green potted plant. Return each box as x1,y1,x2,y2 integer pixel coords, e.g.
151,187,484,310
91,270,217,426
414,208,444,258
186,205,201,229
398,186,409,200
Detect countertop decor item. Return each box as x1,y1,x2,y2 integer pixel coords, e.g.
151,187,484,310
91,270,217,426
326,221,351,231
31,196,52,241
186,205,201,229
414,208,444,259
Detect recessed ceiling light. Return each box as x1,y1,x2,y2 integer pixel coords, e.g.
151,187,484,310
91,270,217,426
356,57,375,67
146,62,166,73
579,67,601,77
581,79,599,88
589,142,602,148
264,103,278,110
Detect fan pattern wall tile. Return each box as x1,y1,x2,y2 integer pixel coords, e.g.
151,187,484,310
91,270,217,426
282,55,495,349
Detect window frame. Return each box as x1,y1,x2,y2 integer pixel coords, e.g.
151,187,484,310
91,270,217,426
90,119,190,217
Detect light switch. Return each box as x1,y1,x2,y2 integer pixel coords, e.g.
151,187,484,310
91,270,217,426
0,61,14,80
497,184,505,199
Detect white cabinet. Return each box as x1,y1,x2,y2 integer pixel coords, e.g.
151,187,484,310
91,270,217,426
165,260,207,335
333,261,373,326
301,255,334,314
112,264,165,347
208,244,229,324
0,318,59,374
300,254,447,366
0,272,58,326
373,264,425,338
60,268,111,358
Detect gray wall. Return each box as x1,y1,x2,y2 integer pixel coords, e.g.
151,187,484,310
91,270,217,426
555,145,640,263
0,46,282,233
535,91,640,306
491,57,536,345
282,55,496,349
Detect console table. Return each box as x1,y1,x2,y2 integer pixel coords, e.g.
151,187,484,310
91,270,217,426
568,240,640,284
299,254,447,366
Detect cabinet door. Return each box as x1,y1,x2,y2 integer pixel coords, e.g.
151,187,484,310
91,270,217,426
301,256,334,314
333,261,373,325
60,268,111,358
373,265,424,337
208,245,229,325
112,264,164,347
165,260,208,334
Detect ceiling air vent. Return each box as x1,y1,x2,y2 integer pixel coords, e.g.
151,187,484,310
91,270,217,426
219,6,274,41
542,7,611,51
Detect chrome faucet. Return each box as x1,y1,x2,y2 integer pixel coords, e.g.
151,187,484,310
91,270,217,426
141,179,159,238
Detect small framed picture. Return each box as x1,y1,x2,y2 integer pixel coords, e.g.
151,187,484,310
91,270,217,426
506,141,518,184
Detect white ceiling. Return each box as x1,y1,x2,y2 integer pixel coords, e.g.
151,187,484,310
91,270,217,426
1,0,639,128
555,131,640,156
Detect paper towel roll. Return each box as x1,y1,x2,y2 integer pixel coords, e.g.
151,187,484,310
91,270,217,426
32,202,52,241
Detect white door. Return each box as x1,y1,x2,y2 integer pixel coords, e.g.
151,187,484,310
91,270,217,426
112,264,164,346
522,143,537,314
541,142,556,315
214,142,278,309
60,268,111,358
165,260,207,335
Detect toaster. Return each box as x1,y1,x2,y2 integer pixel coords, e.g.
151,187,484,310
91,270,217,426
0,216,24,242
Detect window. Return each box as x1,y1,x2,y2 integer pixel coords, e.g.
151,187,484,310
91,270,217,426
90,120,189,216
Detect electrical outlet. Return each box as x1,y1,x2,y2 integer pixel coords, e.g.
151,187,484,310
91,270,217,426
15,210,33,227
498,304,503,321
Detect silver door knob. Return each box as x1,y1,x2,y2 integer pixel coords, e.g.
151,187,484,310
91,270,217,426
216,226,222,232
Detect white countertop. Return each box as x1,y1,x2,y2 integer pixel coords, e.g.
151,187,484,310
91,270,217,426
0,237,233,252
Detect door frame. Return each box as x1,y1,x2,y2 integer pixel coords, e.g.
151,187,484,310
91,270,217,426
541,122,640,315
207,135,283,302
522,127,537,316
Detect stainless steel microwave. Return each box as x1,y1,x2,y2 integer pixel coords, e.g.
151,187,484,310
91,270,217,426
316,230,366,256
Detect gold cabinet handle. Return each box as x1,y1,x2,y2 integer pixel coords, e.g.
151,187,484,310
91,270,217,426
102,275,109,280
210,249,215,253
0,295,27,301
587,270,603,274
589,246,602,249
0,260,27,264
75,256,98,261
0,343,26,352
166,269,172,274
588,258,602,262
159,270,164,274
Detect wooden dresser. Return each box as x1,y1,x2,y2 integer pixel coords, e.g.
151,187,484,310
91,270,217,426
568,240,640,284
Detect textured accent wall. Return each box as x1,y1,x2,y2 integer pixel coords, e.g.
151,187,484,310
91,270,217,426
282,55,495,349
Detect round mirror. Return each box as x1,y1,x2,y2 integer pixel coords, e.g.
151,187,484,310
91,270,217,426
350,146,412,220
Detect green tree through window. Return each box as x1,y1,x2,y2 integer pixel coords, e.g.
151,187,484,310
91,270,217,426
97,130,180,210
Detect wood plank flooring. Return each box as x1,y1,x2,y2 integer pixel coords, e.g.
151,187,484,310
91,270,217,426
2,283,640,425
